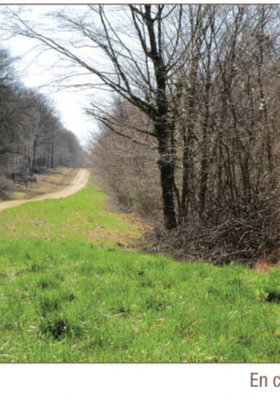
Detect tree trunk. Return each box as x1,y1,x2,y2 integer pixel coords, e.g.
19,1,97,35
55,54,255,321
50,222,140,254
199,81,211,216
50,144,54,168
30,136,38,176
157,135,177,230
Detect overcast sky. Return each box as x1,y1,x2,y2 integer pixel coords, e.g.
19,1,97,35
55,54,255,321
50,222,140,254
0,5,111,147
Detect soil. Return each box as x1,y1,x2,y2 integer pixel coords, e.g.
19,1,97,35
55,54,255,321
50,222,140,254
0,169,90,213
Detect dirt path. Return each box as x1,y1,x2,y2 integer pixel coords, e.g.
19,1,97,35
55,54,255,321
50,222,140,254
0,169,90,213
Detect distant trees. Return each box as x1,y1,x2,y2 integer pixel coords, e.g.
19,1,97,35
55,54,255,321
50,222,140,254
92,98,160,218
0,47,84,198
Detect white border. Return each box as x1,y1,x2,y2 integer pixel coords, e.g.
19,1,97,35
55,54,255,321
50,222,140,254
2,364,280,399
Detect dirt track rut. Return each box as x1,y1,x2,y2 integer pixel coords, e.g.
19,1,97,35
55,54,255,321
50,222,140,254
0,169,90,213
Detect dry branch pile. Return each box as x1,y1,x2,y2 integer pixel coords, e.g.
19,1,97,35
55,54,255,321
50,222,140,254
145,197,280,264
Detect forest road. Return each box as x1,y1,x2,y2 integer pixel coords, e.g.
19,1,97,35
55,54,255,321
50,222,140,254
0,168,90,213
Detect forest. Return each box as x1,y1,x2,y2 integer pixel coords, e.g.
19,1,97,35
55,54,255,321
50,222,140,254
0,47,84,199
2,4,280,369
2,4,280,264
89,5,280,264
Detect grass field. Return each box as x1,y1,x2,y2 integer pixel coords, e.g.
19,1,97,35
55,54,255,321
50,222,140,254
1,174,280,362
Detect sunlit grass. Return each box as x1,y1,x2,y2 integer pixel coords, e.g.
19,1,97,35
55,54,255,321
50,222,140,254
0,177,145,246
0,174,280,362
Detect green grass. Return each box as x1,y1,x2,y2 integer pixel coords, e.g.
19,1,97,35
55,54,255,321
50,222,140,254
1,176,280,362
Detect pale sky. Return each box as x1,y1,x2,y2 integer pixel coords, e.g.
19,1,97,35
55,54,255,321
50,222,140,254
0,5,112,147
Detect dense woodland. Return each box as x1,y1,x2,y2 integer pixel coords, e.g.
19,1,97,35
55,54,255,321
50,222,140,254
0,47,84,198
90,5,280,263
4,5,280,263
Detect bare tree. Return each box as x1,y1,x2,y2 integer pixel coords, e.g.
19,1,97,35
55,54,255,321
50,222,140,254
5,5,280,262
5,5,189,229
91,5,280,262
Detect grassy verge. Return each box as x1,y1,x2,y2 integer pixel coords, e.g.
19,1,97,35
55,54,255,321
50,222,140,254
0,175,280,362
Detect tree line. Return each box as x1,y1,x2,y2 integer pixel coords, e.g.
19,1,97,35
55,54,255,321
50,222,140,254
91,5,280,262
6,4,280,262
0,47,84,198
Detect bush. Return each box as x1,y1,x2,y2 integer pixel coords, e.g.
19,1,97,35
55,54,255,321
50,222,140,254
91,104,161,221
145,188,280,265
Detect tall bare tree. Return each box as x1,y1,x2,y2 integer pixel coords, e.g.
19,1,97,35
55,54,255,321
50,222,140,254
6,5,189,228
6,5,280,247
